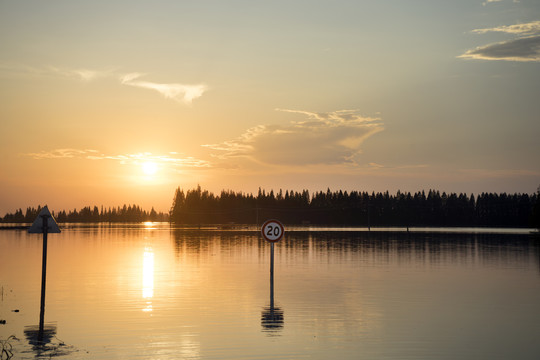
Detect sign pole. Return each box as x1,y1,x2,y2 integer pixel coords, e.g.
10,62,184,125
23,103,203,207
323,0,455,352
28,206,60,342
38,214,49,341
260,220,285,332
261,219,283,310
270,242,274,308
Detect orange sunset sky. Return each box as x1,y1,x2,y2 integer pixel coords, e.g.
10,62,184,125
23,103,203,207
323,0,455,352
1,0,539,215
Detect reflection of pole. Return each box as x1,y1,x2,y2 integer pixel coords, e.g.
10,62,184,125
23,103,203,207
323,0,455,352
261,236,284,333
270,242,274,308
38,215,49,341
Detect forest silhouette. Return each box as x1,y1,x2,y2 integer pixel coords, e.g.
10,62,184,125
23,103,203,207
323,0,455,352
2,186,539,229
170,186,540,229
1,204,167,223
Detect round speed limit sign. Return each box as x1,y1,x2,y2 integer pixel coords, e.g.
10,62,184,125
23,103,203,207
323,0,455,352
261,219,284,243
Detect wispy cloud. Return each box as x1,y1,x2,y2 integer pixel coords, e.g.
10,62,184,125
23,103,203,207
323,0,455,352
203,109,384,166
367,162,429,170
25,148,101,159
0,64,114,81
471,21,540,35
460,35,540,62
482,0,519,6
120,73,207,104
49,67,115,81
25,149,210,168
460,21,540,62
0,64,206,104
482,0,504,6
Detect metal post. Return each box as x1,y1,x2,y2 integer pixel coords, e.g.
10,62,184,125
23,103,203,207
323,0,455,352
38,215,49,341
270,242,274,309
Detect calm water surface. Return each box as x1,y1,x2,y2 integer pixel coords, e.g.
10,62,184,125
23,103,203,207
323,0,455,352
1,224,539,359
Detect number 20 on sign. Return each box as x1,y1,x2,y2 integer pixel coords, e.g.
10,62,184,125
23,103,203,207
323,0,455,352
261,219,284,242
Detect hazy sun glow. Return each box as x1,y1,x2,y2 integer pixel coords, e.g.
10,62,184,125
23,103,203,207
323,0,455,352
142,162,158,175
1,2,539,217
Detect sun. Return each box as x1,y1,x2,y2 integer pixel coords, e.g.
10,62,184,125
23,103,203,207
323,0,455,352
142,161,158,175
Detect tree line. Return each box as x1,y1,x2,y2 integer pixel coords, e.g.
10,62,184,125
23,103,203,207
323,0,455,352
1,204,168,223
2,187,539,228
170,186,540,228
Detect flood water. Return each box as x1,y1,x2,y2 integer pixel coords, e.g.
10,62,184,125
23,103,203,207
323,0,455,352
1,223,539,359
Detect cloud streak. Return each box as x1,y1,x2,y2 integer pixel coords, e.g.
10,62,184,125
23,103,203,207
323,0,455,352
482,0,519,6
471,21,540,35
460,35,540,62
203,109,383,166
25,149,210,168
482,0,504,6
461,21,540,62
25,148,101,159
0,64,114,81
50,67,116,81
120,73,207,104
0,64,206,104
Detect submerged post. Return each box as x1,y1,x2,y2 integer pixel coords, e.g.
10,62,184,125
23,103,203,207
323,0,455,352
270,242,274,307
38,214,49,339
261,219,285,333
28,206,61,342
261,219,283,308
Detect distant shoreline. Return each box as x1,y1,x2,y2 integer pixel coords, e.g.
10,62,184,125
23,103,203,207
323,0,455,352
1,222,537,235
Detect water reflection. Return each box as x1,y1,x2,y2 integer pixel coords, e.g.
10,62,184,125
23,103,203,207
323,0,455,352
2,226,539,360
261,243,284,335
24,323,57,350
23,323,75,358
170,229,540,270
171,229,264,258
277,231,540,271
261,305,284,334
142,246,154,312
534,234,540,274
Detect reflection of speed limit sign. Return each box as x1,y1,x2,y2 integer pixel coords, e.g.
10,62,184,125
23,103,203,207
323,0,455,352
261,219,284,242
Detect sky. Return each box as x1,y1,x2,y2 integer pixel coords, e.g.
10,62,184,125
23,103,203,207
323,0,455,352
1,0,539,215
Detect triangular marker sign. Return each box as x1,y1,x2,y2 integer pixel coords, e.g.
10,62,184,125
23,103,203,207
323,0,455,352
28,206,61,234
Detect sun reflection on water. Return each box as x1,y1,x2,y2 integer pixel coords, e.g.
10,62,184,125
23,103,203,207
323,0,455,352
142,246,154,312
143,221,157,229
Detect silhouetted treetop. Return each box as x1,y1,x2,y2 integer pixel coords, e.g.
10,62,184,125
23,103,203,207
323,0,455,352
3,187,537,228
1,204,168,223
170,186,537,228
